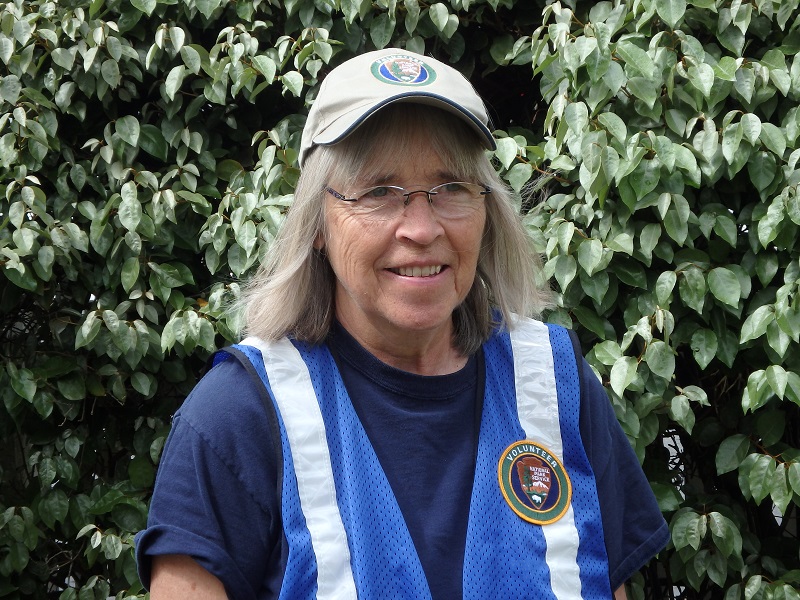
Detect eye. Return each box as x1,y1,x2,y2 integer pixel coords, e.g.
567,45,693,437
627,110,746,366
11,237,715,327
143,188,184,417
441,182,468,193
361,186,391,199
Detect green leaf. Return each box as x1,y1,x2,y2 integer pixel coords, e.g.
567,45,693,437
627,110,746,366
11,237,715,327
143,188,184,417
713,56,738,81
165,65,186,101
101,534,123,560
740,305,774,343
0,36,11,65
748,454,775,503
131,0,156,15
180,45,201,75
651,482,682,512
131,372,153,396
10,366,36,402
577,239,604,276
765,365,788,399
57,376,86,401
572,306,608,339
139,124,168,161
759,122,786,158
708,267,741,307
370,13,396,48
252,55,277,83
655,271,677,305
565,101,589,134
669,394,695,432
506,163,533,194
0,74,21,104
610,356,638,397
101,59,121,88
121,257,140,293
709,512,742,558
789,463,800,496
656,0,686,28
38,457,57,488
722,123,743,164
626,77,658,108
495,137,518,170
598,112,627,145
745,576,763,600
216,159,245,182
196,0,221,18
741,113,761,144
768,467,795,516
688,63,714,98
429,3,449,32
281,71,304,97
615,40,655,79
90,489,125,515
119,182,142,232
679,266,706,313
644,341,675,380
716,434,750,474
748,151,777,193
690,329,717,370
51,47,76,70
76,312,101,349
115,116,140,147
40,490,69,529
672,511,707,551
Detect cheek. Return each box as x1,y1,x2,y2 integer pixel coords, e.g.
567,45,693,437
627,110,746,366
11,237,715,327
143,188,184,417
457,213,487,257
325,222,382,280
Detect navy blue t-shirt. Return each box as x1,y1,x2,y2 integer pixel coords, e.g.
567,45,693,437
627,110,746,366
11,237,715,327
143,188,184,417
135,325,668,599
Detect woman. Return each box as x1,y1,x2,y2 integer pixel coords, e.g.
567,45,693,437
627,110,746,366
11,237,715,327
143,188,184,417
136,48,669,599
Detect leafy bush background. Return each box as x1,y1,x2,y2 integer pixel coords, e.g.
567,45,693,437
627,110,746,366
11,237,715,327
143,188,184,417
1,0,798,598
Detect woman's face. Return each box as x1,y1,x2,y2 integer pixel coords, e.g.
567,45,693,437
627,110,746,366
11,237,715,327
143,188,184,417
320,132,486,348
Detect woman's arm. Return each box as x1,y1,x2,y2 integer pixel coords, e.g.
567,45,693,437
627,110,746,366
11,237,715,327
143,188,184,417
150,555,229,600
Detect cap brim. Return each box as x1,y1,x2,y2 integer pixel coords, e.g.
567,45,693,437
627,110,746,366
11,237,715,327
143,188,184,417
312,92,496,151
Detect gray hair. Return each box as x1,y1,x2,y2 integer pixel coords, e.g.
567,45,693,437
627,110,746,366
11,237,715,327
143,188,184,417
239,104,553,355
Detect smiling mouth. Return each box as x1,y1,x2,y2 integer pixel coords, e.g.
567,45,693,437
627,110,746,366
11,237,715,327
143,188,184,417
390,265,444,277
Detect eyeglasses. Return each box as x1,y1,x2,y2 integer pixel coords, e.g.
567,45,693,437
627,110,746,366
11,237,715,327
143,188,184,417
324,182,490,221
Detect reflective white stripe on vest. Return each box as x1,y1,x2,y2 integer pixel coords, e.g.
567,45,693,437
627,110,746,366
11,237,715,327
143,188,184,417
509,316,583,599
241,337,358,600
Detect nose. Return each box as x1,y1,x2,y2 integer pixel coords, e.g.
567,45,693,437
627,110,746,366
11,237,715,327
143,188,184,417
395,191,444,244
402,189,435,206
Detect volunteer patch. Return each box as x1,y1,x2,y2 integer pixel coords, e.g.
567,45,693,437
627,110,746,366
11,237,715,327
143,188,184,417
371,54,436,86
498,440,571,525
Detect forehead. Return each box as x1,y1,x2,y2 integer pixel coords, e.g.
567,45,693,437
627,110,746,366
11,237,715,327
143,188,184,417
321,103,485,191
357,145,456,185
333,128,472,188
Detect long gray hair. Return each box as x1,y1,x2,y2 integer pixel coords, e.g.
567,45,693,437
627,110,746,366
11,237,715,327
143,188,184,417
238,104,552,355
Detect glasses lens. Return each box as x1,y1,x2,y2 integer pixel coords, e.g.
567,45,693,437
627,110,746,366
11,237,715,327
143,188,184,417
350,186,405,220
429,182,486,218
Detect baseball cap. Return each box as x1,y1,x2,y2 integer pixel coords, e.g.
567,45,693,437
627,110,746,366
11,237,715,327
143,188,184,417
299,48,496,167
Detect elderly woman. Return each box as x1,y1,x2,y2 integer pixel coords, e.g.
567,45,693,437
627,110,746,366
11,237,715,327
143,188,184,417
135,49,669,599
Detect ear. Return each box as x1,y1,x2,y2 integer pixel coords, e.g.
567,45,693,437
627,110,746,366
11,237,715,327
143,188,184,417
313,232,325,250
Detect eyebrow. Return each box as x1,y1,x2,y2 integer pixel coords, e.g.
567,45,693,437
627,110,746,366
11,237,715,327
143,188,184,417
358,170,459,187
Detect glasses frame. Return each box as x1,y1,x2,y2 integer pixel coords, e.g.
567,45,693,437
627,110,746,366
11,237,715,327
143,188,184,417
324,182,491,216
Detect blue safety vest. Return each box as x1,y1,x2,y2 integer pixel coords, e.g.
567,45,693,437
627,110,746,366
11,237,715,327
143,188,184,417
226,317,611,599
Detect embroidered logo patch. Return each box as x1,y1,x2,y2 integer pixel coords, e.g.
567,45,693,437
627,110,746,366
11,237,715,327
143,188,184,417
498,440,572,525
371,54,436,86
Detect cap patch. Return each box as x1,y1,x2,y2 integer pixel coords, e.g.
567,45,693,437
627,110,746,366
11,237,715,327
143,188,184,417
498,440,572,525
371,54,437,86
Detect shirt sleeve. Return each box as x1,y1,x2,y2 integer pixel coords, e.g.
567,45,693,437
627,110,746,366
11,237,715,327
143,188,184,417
135,358,284,600
578,358,670,590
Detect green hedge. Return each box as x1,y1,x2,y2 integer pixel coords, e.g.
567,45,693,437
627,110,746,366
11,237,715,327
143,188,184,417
0,0,798,598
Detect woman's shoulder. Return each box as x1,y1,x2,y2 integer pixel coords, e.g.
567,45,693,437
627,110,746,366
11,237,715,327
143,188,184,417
175,353,271,443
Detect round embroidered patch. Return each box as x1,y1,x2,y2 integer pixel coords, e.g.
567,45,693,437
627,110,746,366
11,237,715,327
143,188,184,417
498,440,572,525
370,54,437,86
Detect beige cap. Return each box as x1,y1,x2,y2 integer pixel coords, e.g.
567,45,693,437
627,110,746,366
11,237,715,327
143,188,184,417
299,48,496,167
